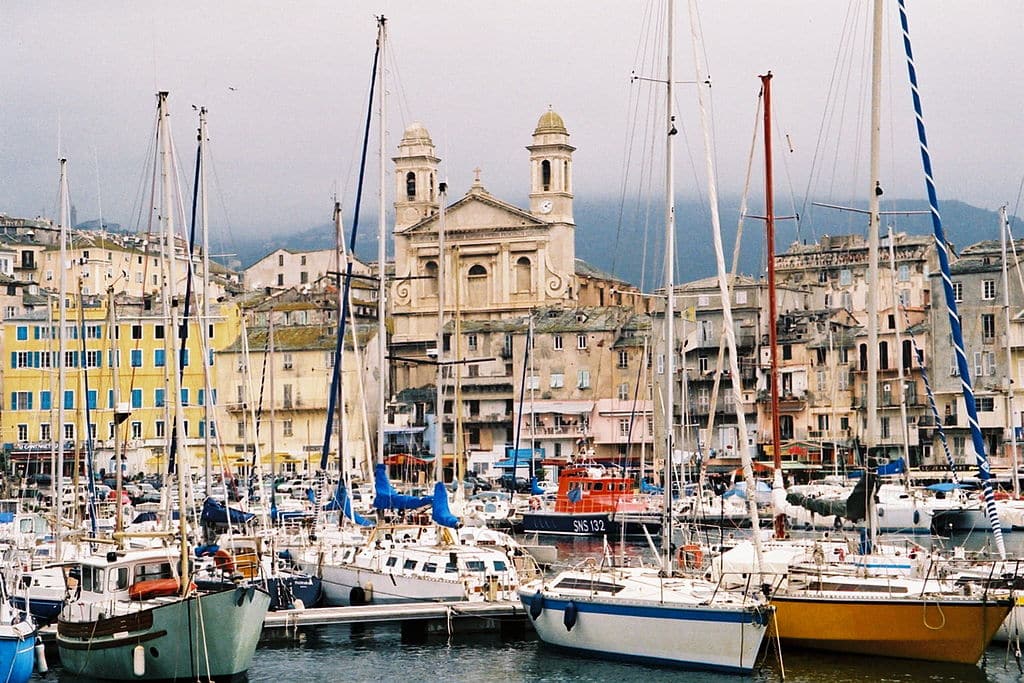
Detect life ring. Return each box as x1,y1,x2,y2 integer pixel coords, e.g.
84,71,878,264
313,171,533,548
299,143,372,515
214,549,235,574
529,497,541,511
834,547,846,561
677,544,703,569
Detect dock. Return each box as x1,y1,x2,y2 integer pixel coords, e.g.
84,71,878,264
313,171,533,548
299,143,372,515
263,600,529,638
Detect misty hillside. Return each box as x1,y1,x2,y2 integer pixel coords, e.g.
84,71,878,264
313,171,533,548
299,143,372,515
230,198,1014,292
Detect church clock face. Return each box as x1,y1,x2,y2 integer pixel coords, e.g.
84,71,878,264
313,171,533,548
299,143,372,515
404,207,419,221
538,200,553,214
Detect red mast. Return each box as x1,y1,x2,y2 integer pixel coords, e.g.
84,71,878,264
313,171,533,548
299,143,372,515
761,72,786,539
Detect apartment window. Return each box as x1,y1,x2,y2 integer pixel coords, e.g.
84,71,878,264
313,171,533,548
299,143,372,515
155,388,165,408
13,351,30,368
282,352,294,370
697,295,710,307
982,279,996,300
617,350,629,368
898,289,910,306
154,324,165,339
300,271,308,284
817,370,827,391
277,273,284,287
977,396,995,412
550,373,564,388
577,369,591,389
154,349,166,367
40,424,50,441
467,334,477,351
527,375,539,390
577,334,587,350
617,382,629,401
283,384,293,409
85,350,101,368
237,420,247,439
880,416,891,439
817,414,830,431
782,345,792,361
983,351,997,376
155,421,165,438
10,391,31,410
130,349,142,367
131,324,142,340
735,290,748,305
618,418,630,438
278,254,285,267
952,281,963,302
131,389,142,409
839,269,852,286
982,314,996,343
65,423,77,440
553,334,563,351
282,419,294,437
698,356,709,373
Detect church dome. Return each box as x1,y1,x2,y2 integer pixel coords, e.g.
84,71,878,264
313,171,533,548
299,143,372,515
533,109,567,135
401,121,433,145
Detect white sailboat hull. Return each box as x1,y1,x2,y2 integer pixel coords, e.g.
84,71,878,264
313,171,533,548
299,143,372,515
313,562,469,606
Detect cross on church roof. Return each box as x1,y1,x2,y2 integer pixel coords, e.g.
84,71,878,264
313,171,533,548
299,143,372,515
472,167,482,185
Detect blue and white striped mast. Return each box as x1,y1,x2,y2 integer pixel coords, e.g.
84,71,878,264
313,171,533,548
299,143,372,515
896,0,1006,557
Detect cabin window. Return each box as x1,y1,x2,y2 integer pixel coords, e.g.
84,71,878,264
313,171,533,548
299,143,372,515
135,562,172,582
110,567,130,591
423,562,438,573
403,559,418,571
493,560,508,572
406,172,416,200
466,560,486,573
81,566,104,593
445,562,458,574
593,482,604,492
385,557,398,568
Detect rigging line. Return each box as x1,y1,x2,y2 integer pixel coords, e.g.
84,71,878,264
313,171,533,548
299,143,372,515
1003,220,1024,310
385,36,413,132
897,0,1005,557
799,0,860,226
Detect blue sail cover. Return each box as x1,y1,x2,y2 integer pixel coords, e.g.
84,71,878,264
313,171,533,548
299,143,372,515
530,477,544,495
324,483,375,526
876,457,906,475
200,497,255,526
430,481,460,529
373,463,431,511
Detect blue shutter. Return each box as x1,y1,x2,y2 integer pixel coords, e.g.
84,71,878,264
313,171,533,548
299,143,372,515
64,391,74,410
181,388,189,405
16,326,27,341
198,389,205,406
72,351,79,368
155,389,165,408
9,353,15,368
208,349,214,366
33,326,39,340
40,391,51,410
108,390,114,409
87,390,97,410
181,349,190,367
198,421,206,438
154,349,165,367
211,389,217,405
131,389,142,409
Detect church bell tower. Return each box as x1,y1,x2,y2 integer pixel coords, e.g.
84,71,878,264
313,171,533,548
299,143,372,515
528,108,575,224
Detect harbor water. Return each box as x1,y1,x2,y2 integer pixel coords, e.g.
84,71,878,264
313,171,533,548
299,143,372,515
41,532,1024,682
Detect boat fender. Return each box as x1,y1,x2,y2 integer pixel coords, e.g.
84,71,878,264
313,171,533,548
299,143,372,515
833,516,843,530
913,510,920,525
350,586,367,606
563,601,578,632
365,582,374,603
214,549,235,574
529,591,544,620
133,644,145,677
292,599,305,611
877,506,884,518
34,639,47,674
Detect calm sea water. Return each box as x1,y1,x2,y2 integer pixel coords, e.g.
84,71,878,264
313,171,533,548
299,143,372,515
41,531,1024,682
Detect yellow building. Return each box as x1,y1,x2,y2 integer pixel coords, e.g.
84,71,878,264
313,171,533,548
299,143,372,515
1,293,242,478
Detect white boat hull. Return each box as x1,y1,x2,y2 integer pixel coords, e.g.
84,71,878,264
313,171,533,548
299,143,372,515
519,585,769,673
313,562,468,606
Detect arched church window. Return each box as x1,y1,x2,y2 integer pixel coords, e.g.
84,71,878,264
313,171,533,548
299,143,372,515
541,160,551,191
515,256,532,293
429,173,435,201
563,160,569,192
424,261,438,296
468,264,487,307
406,172,416,200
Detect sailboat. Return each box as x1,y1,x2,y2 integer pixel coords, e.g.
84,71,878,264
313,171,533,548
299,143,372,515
56,91,270,681
519,2,772,672
715,1,1011,665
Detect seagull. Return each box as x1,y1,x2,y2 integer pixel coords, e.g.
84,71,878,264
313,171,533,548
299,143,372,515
228,86,237,91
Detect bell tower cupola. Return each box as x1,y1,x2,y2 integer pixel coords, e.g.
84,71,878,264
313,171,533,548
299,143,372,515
393,121,440,231
528,108,575,223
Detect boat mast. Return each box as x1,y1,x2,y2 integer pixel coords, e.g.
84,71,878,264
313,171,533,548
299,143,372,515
376,16,388,468
761,72,786,539
434,182,447,483
661,0,676,565
198,107,213,497
895,0,1005,556
865,0,883,550
886,226,913,488
1001,206,1020,498
156,92,191,593
56,158,69,560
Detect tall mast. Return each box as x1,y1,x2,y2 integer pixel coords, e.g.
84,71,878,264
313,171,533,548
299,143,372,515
376,16,388,467
761,72,786,539
865,0,883,550
1001,206,1020,498
56,158,69,560
198,107,213,496
434,182,447,484
157,92,191,593
886,226,912,488
661,0,676,565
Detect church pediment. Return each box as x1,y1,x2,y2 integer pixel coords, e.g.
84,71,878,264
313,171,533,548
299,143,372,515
397,192,546,236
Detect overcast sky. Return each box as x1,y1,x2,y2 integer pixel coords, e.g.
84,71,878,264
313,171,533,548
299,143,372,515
2,1,1022,253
